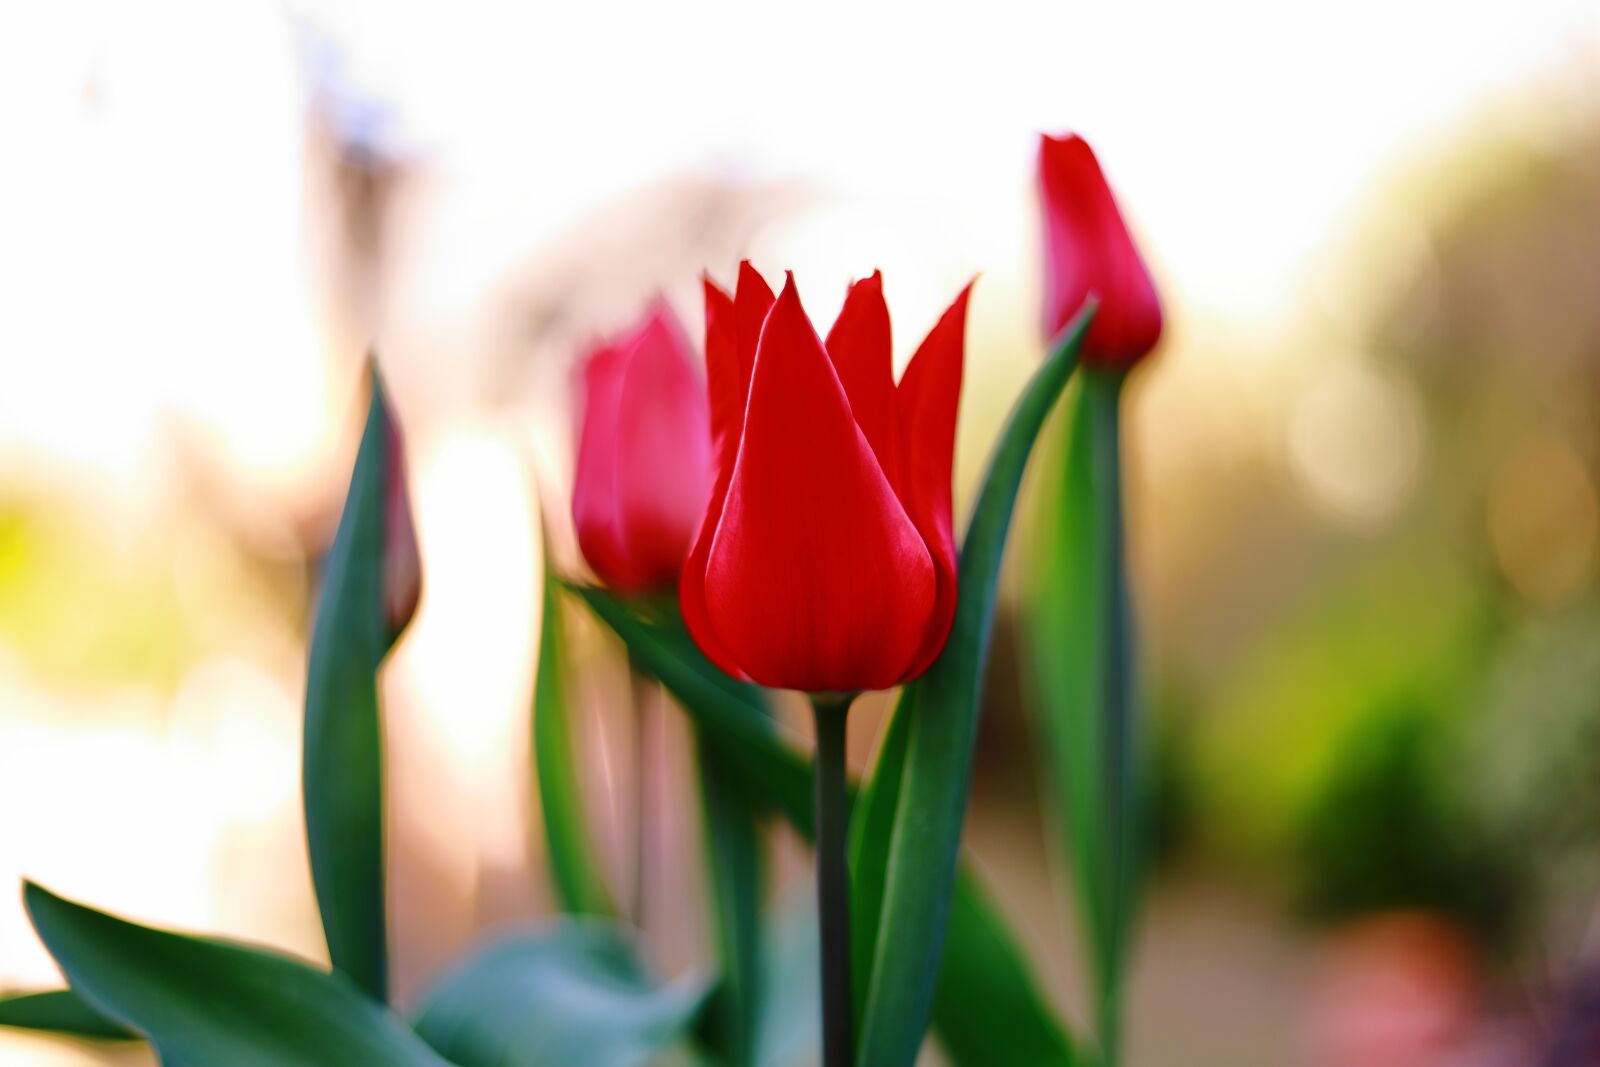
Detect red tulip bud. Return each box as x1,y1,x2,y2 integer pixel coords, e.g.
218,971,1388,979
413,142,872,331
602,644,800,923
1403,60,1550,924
681,265,969,694
383,415,421,641
1038,133,1163,366
572,301,713,594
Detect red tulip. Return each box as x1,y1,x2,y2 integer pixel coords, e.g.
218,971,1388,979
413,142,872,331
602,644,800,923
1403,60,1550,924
681,264,969,693
1038,132,1163,366
572,301,713,594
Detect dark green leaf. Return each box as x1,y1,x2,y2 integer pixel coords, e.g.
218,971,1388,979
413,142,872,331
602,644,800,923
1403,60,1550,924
302,370,404,1001
22,882,452,1067
566,585,812,833
534,525,616,918
695,734,766,1067
1026,369,1140,1062
935,870,1078,1066
412,919,709,1067
0,988,137,1040
856,303,1094,1067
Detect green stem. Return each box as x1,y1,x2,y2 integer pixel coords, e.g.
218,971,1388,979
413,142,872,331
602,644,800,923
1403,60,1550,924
1087,368,1136,1067
811,693,856,1067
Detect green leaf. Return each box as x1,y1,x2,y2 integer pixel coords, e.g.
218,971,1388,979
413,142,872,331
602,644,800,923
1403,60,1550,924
856,302,1094,1067
846,685,910,1027
1025,369,1139,1060
695,734,766,1067
302,370,405,1002
935,870,1078,1066
22,882,453,1067
412,919,710,1067
852,693,1079,1067
751,891,818,1067
571,579,1084,1065
534,524,616,918
0,988,137,1040
566,585,812,834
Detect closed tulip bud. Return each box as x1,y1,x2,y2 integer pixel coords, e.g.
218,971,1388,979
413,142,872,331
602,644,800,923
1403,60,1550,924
1038,132,1163,366
572,301,713,594
383,416,421,640
681,264,969,694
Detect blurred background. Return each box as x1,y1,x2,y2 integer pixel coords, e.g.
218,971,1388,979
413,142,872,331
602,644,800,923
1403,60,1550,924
3,1,1600,1064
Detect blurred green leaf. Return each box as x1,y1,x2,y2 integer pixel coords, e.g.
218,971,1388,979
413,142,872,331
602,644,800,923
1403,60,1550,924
935,869,1078,1067
412,919,709,1067
0,988,137,1041
856,303,1093,1067
534,526,617,918
1024,369,1140,1059
302,370,404,1002
22,882,452,1067
695,735,766,1067
566,586,811,832
752,891,818,1067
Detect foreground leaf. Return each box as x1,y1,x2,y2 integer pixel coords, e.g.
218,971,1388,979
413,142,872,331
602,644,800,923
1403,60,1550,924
23,882,452,1067
571,588,1081,1067
533,523,616,917
0,989,136,1040
302,371,407,1001
856,302,1094,1067
412,920,709,1067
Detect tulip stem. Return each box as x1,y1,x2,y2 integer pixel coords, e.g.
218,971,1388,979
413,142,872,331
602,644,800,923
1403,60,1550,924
810,693,855,1067
628,660,655,930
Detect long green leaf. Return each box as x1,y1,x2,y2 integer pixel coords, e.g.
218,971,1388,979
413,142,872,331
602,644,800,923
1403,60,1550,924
534,525,616,917
856,302,1094,1067
1026,368,1141,1063
695,734,766,1067
22,882,452,1067
570,583,1083,1065
302,370,404,1001
566,586,812,833
0,988,137,1040
412,919,709,1067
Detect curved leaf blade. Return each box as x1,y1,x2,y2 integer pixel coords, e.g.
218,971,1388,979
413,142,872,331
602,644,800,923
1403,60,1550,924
534,526,616,917
856,303,1094,1067
0,989,137,1041
303,370,405,1001
412,919,709,1067
23,882,452,1067
566,586,812,833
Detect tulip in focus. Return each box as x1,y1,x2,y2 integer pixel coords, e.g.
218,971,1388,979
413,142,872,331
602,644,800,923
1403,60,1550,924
681,264,970,694
1038,132,1163,365
572,301,714,594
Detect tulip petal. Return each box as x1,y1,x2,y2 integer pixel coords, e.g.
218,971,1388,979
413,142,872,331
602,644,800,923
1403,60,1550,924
701,275,935,692
574,305,711,593
734,261,775,408
1038,133,1162,365
703,276,741,472
826,270,902,492
896,283,971,677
